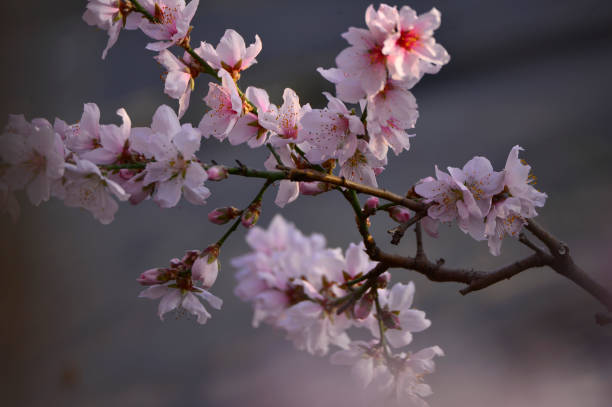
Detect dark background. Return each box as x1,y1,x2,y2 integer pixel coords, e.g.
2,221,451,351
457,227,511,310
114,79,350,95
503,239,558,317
1,1,611,406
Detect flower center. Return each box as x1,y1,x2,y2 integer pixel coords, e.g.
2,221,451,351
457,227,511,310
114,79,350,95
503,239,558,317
398,30,419,51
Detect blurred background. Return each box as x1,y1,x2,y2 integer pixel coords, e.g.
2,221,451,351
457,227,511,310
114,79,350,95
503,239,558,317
1,1,611,406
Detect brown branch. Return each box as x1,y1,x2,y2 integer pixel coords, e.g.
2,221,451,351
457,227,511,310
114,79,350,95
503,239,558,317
389,211,428,245
287,168,426,212
526,219,612,313
459,252,552,294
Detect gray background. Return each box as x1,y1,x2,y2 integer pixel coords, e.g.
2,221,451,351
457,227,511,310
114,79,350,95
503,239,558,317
1,1,611,406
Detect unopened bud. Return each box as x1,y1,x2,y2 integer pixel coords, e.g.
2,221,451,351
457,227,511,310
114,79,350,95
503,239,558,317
364,196,379,211
381,310,402,330
119,169,135,180
353,293,374,320
207,165,228,181
208,206,241,225
389,206,411,223
137,268,165,286
241,201,261,228
373,167,384,176
192,245,220,288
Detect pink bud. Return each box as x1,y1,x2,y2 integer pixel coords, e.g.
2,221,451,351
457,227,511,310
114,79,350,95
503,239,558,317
381,310,402,330
389,206,411,223
364,196,379,210
192,246,220,288
207,165,228,181
353,294,374,319
119,169,135,180
373,167,385,176
137,268,164,286
299,181,326,196
241,201,261,228
208,206,241,225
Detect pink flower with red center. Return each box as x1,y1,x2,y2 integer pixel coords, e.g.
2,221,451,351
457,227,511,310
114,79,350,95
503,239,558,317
139,0,200,51
383,6,450,81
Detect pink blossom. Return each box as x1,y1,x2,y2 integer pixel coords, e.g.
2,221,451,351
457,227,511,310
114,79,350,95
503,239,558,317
192,247,219,288
82,108,132,165
0,115,65,206
62,103,103,156
155,49,199,118
198,69,243,140
139,0,200,51
259,88,311,145
344,242,378,279
263,145,300,208
503,145,547,218
365,282,431,348
132,105,210,208
278,301,351,356
227,87,271,148
196,29,262,79
339,140,387,188
330,340,384,387
383,6,450,82
60,157,129,224
329,4,399,98
366,80,418,160
83,0,143,59
300,93,365,165
139,283,222,324
372,346,444,405
485,197,525,256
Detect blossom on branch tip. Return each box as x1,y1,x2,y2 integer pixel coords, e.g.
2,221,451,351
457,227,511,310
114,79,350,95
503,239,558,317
139,0,200,51
382,6,450,81
138,249,222,324
196,29,262,79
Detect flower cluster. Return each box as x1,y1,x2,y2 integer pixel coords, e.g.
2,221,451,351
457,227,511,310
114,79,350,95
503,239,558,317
415,146,547,255
232,215,442,406
138,247,222,324
0,103,210,224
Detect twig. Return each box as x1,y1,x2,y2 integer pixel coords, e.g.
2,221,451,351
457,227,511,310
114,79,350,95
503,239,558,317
389,211,428,245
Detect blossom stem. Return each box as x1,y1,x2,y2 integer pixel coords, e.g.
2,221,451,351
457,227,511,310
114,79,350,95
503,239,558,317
373,290,389,355
266,144,283,167
215,179,273,247
129,0,158,23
